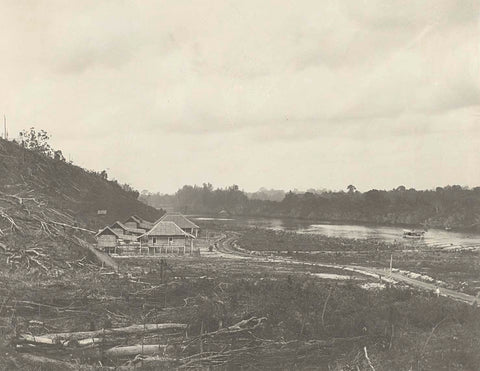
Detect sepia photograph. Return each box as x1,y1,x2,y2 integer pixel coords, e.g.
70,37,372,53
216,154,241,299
0,1,479,370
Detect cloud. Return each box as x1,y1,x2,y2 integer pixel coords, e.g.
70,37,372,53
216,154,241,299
0,0,479,192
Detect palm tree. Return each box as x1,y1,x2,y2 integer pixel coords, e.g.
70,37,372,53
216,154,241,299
347,185,357,194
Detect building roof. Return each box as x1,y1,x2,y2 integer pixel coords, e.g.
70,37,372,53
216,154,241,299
96,226,122,238
140,221,194,238
125,215,142,223
139,221,153,230
118,234,139,242
124,215,154,230
156,213,199,229
95,226,139,241
110,221,145,235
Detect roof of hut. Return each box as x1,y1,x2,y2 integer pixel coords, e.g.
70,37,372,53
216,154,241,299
156,213,199,229
118,234,139,242
95,226,122,238
124,215,154,230
140,221,194,238
95,226,139,241
110,221,145,234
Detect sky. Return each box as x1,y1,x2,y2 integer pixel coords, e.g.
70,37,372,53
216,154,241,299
1,0,479,193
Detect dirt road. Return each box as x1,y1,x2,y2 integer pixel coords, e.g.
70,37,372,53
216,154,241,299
214,233,478,305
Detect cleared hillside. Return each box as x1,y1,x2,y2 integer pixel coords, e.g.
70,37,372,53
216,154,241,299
0,137,161,271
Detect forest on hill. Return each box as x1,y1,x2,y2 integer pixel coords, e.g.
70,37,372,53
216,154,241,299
140,183,480,231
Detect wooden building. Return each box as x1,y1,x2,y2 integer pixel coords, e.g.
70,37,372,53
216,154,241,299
155,213,200,237
124,215,154,231
95,227,139,254
139,221,195,255
110,221,145,237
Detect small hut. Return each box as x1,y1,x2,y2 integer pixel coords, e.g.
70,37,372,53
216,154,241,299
96,226,139,254
96,227,119,253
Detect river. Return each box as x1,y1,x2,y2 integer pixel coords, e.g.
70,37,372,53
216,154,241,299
192,216,480,250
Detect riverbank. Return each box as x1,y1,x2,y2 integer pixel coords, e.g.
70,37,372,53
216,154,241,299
235,228,480,296
192,215,480,252
189,212,480,234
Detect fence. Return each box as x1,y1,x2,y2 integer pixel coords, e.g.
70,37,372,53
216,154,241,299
100,243,200,256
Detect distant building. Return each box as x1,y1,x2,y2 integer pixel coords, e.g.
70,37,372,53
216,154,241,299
124,215,154,231
139,221,195,254
218,209,230,217
155,213,200,237
110,221,145,236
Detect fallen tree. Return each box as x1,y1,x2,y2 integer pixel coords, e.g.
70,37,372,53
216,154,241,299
17,323,187,347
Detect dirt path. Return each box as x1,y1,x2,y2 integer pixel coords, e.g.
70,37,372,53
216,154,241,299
74,237,119,272
214,233,478,305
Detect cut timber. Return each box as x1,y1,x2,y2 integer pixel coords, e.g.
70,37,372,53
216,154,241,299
20,323,187,343
104,344,174,358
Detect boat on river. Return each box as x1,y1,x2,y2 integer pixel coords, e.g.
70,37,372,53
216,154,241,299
402,229,426,239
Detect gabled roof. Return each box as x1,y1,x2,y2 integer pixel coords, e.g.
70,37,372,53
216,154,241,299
125,215,142,223
140,221,194,238
156,213,199,229
110,221,145,234
124,215,154,230
95,227,139,241
96,226,122,238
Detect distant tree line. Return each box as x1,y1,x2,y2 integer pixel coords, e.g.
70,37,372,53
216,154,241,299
140,184,480,231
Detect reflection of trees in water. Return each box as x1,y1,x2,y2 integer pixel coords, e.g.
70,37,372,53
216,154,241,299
251,219,480,250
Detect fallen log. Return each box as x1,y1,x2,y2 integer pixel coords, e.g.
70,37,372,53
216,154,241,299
104,344,173,358
19,323,187,344
191,316,266,341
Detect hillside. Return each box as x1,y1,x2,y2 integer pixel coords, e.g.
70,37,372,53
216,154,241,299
0,137,162,271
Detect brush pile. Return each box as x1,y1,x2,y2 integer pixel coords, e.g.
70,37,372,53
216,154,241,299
13,316,364,369
0,187,95,273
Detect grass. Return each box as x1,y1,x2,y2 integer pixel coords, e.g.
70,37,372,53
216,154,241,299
237,228,402,252
236,228,480,296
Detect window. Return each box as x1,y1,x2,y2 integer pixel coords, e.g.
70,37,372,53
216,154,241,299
152,238,157,244
168,237,173,244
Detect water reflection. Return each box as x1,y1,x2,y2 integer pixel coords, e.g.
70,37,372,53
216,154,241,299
191,216,480,250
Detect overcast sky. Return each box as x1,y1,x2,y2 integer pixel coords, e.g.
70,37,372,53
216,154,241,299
1,1,479,193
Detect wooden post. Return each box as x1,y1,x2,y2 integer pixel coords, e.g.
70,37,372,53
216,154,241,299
3,115,7,140
200,321,204,353
389,254,393,276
